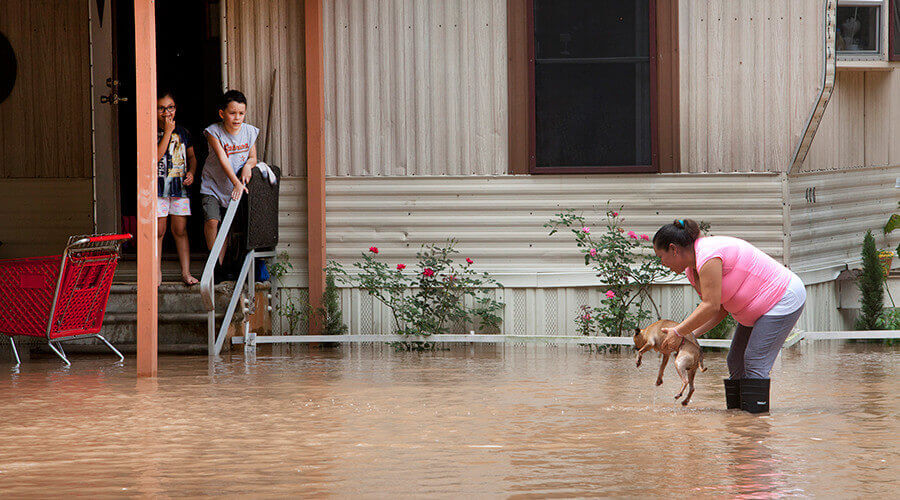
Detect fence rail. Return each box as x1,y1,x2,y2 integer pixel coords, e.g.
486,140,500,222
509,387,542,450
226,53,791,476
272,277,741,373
232,330,900,349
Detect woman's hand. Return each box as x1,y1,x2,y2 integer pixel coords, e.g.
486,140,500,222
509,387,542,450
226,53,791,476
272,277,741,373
660,327,683,352
183,171,194,186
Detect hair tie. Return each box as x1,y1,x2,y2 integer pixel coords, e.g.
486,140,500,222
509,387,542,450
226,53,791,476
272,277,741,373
677,219,684,227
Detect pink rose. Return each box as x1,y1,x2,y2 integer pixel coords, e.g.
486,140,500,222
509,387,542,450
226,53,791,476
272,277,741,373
447,275,457,281
466,258,474,264
582,314,591,321
589,248,597,257
423,268,435,277
640,234,649,241
582,227,591,234
369,246,379,254
627,231,637,239
612,211,619,217
396,264,406,270
605,290,616,298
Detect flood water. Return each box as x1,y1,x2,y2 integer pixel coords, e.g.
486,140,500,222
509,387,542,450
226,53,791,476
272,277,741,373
0,342,896,497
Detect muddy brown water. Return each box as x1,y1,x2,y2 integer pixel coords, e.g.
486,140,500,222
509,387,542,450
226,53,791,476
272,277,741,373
0,342,896,497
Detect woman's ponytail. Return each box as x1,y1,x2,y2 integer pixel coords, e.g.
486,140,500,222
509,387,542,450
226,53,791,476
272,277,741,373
653,218,701,249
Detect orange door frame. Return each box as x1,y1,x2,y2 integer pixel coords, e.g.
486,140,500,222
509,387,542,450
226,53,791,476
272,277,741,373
305,0,326,335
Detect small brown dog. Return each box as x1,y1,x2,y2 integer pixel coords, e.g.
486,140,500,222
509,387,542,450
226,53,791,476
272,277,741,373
633,319,707,406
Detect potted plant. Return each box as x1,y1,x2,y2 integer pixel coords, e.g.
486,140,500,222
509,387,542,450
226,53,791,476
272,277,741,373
882,201,900,276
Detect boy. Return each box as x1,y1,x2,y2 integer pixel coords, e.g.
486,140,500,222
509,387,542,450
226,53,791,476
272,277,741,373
157,91,198,286
200,90,260,279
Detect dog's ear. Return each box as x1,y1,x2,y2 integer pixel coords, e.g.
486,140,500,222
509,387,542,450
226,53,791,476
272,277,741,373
633,327,641,336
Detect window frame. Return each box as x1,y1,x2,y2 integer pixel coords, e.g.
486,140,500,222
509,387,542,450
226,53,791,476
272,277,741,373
891,0,900,61
836,0,887,58
527,0,660,175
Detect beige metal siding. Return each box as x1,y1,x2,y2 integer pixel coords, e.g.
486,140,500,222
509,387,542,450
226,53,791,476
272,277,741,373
0,180,94,258
225,0,307,176
804,69,900,172
789,166,900,281
323,0,508,176
322,174,785,281
275,178,309,278
0,0,92,178
679,0,823,173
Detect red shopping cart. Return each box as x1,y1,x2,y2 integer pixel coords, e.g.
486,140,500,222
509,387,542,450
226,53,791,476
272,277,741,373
0,234,131,367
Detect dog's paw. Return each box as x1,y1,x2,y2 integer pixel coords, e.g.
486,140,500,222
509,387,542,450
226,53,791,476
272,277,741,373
681,399,690,406
635,359,642,368
674,392,682,400
655,378,663,386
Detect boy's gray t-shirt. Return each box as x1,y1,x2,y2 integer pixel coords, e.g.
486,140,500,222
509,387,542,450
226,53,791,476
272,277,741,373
200,122,260,207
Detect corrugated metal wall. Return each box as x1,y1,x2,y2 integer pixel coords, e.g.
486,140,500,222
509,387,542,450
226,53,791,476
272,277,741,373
322,175,786,277
0,180,94,258
323,0,508,176
789,166,900,281
225,0,307,176
679,0,823,173
277,173,784,284
0,0,92,178
804,69,900,172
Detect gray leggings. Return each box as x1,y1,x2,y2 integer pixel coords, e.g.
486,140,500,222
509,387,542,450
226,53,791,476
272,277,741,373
726,304,805,379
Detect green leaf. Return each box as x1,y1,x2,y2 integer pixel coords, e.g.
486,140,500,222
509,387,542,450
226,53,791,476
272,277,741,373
884,214,900,234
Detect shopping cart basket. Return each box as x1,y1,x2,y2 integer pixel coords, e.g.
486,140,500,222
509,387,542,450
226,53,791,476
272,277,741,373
0,234,131,367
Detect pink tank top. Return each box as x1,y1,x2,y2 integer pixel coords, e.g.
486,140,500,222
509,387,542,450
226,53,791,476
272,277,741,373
685,236,791,326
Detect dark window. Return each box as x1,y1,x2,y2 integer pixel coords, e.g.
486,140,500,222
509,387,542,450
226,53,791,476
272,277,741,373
836,5,881,54
530,0,657,173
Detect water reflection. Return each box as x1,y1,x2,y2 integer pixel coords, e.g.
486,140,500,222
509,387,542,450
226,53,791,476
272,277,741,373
0,342,896,496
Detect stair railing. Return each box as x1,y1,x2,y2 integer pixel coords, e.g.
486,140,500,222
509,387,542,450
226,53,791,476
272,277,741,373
199,195,274,356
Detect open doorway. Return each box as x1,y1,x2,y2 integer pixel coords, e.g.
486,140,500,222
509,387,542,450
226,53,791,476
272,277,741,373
114,0,223,258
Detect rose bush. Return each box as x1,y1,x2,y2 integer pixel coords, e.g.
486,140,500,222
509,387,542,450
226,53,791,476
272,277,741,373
331,240,504,350
547,206,675,336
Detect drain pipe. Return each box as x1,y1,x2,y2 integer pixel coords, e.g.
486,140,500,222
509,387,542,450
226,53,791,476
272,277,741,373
789,0,837,174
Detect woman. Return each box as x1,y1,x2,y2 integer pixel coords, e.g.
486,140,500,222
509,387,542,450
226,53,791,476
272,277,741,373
653,219,806,413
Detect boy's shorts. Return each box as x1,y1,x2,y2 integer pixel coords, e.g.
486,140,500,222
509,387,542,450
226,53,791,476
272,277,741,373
201,194,225,222
157,197,191,218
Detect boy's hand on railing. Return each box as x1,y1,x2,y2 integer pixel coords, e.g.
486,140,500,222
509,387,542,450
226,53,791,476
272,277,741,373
231,183,248,201
240,165,253,185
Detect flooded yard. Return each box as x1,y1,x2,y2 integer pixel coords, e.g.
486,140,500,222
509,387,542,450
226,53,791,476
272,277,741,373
0,342,896,497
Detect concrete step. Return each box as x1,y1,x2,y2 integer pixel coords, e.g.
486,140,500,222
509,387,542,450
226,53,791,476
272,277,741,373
98,281,272,346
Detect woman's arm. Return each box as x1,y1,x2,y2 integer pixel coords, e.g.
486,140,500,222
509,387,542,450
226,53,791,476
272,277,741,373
691,306,729,337
661,257,724,350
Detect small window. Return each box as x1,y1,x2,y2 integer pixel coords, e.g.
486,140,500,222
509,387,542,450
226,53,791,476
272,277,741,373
837,0,884,56
530,0,657,173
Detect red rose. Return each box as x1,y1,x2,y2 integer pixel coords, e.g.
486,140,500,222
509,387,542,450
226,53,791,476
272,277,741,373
369,246,379,254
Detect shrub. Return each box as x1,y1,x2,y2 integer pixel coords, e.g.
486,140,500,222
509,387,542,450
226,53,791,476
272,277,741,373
856,230,885,330
547,207,674,336
331,240,504,350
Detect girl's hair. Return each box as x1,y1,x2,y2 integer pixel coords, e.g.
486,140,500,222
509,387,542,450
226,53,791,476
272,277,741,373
157,89,175,101
652,218,701,249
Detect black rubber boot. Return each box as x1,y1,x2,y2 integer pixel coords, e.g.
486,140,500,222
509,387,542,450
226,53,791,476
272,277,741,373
740,378,770,414
723,378,741,409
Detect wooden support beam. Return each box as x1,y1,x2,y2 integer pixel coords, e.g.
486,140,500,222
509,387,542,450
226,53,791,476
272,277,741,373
305,0,326,335
135,0,158,377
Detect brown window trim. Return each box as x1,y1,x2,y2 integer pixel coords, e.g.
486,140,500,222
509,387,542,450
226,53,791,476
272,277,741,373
891,0,900,61
507,0,679,174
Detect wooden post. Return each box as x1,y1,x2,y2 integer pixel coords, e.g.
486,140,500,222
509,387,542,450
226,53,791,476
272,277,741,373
305,0,326,335
135,0,158,376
